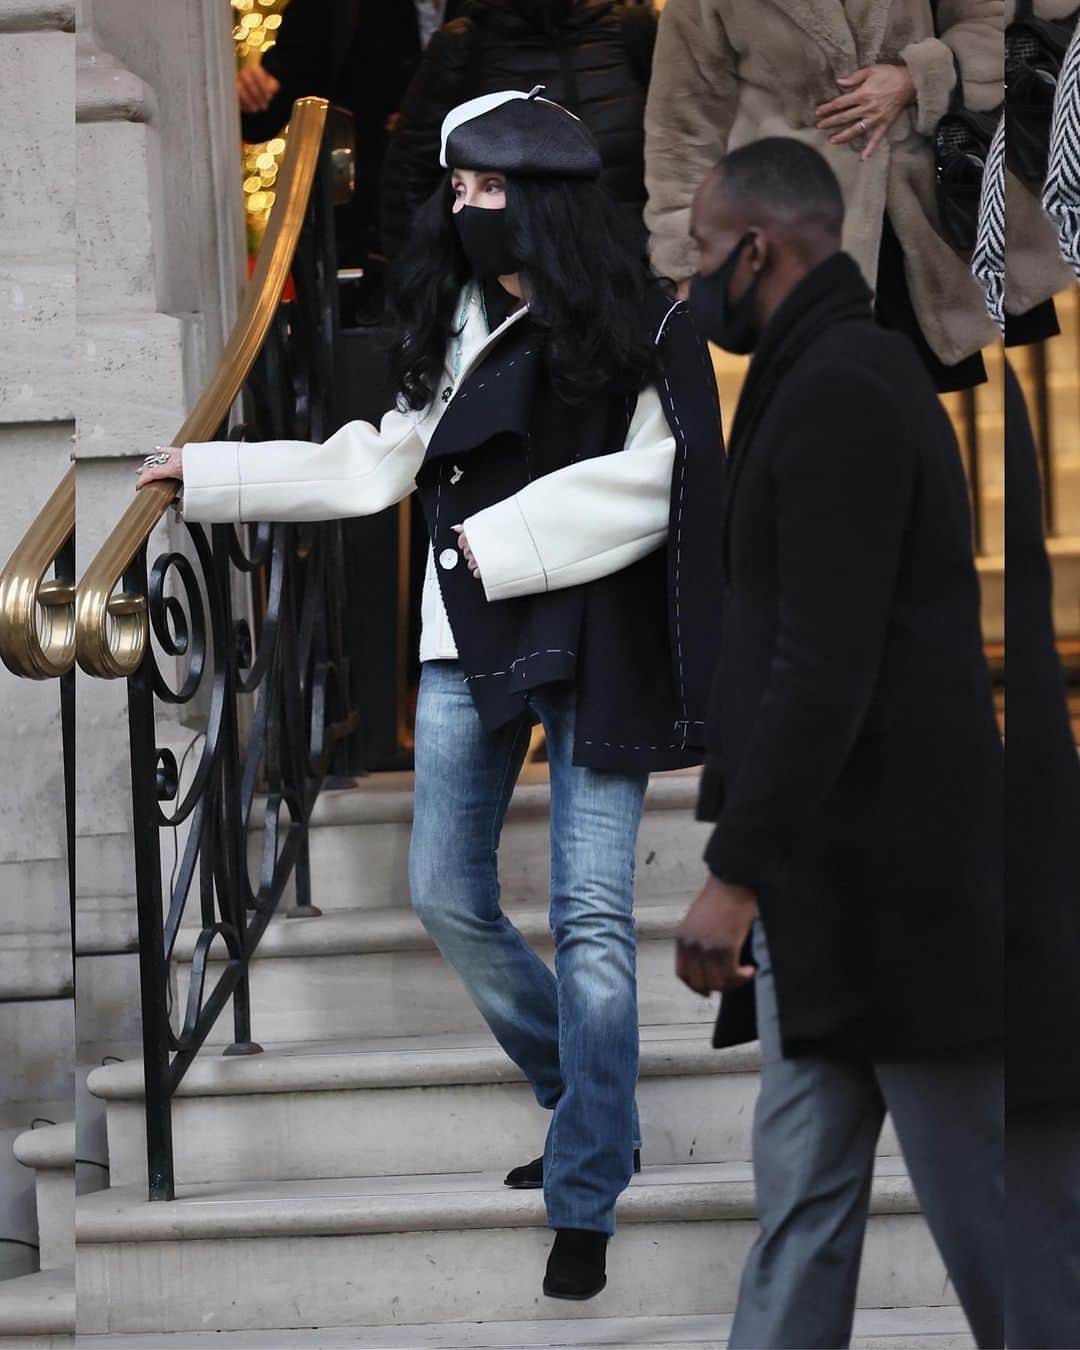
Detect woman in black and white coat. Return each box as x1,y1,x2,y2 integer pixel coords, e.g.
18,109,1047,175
138,91,725,1301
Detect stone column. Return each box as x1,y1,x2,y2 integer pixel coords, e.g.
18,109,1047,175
0,0,246,1244
0,0,78,1282
70,9,246,1217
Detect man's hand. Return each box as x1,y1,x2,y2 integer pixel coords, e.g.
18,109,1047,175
451,524,482,581
676,874,758,996
815,64,917,162
237,64,281,115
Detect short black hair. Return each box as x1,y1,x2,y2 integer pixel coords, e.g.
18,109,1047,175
714,138,845,236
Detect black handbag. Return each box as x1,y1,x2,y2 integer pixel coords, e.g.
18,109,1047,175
1006,0,1080,188
935,56,1001,256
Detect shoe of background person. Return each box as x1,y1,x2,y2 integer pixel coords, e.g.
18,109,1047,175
504,1148,642,1190
543,1228,609,1301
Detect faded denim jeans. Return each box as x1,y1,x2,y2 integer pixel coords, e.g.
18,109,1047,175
409,660,647,1234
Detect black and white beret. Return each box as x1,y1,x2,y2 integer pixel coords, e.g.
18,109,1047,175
439,87,602,179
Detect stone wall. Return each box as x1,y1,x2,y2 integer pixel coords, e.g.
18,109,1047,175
71,0,244,1179
0,0,243,1275
0,0,77,1282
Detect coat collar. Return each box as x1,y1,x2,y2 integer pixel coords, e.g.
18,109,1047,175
445,283,681,410
720,253,874,568
764,0,893,72
425,305,541,464
447,291,531,410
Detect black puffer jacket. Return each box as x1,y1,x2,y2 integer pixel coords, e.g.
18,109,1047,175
380,0,656,259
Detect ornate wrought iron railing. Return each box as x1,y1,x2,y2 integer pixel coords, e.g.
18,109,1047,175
76,97,360,1199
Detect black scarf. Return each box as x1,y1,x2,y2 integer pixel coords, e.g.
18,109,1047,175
727,252,874,465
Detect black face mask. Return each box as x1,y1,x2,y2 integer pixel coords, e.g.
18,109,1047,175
453,205,520,282
688,233,763,355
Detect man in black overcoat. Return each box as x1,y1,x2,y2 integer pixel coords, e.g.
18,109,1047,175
675,139,1004,1349
1002,361,1080,1348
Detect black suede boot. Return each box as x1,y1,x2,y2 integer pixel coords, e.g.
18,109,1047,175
543,1228,609,1300
504,1148,641,1190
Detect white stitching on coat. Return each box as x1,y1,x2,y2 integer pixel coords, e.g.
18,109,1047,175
584,740,685,751
654,302,691,739
466,648,576,682
661,367,690,731
654,299,682,347
452,350,537,405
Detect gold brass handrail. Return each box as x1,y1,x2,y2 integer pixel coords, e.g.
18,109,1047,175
75,96,330,680
0,467,76,679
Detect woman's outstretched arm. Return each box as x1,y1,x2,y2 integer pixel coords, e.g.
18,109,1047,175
138,399,441,524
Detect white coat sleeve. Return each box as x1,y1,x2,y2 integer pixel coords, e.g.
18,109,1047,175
462,385,676,604
181,401,438,524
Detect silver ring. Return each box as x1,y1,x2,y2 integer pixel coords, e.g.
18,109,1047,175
143,451,170,468
857,118,868,135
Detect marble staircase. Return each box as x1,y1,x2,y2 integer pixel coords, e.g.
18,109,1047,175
77,770,969,1346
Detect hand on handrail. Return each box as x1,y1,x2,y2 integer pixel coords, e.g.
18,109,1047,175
136,447,184,490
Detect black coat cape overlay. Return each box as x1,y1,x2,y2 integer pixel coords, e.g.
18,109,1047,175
703,253,1003,1061
413,290,726,774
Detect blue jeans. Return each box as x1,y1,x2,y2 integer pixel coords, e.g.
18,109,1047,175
409,661,648,1235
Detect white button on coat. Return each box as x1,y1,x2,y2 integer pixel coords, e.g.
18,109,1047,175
439,547,460,571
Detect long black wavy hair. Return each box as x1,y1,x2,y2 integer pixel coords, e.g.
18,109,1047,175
389,173,665,411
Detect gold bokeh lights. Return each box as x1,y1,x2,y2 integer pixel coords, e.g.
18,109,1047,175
233,0,292,251
232,0,285,57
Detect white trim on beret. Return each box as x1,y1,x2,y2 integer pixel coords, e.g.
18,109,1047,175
439,87,583,169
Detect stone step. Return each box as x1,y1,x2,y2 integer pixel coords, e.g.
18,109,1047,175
76,1160,955,1336
228,767,711,916
88,1027,902,1190
77,1305,976,1349
0,1124,38,1285
88,1028,745,1187
173,898,713,1047
0,1266,74,1350
12,1123,74,1271
0,1105,73,1285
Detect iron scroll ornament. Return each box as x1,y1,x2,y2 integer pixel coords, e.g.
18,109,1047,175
123,120,360,1199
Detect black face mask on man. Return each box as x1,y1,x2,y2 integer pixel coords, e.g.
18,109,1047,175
453,205,520,282
688,233,763,355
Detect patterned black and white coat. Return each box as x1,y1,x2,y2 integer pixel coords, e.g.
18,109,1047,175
1006,0,1078,309
1044,11,1080,280
183,288,727,773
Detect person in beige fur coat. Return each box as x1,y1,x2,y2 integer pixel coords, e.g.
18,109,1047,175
644,0,1003,389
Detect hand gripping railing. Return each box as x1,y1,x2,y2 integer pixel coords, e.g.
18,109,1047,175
70,96,362,1200
75,96,331,680
0,467,76,679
